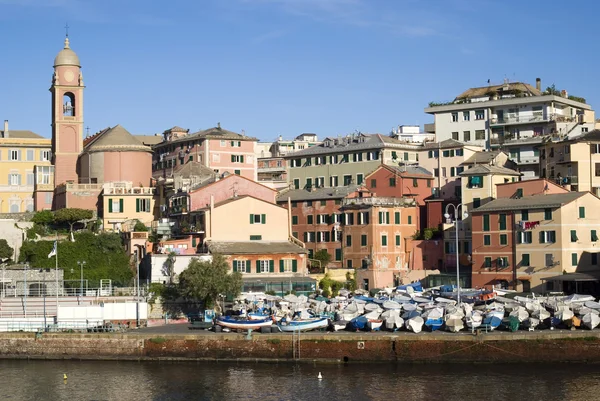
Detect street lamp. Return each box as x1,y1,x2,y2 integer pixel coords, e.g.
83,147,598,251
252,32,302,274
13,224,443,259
24,263,29,318
444,203,468,305
77,261,86,296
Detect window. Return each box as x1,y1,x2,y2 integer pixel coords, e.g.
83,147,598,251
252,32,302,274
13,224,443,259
434,168,439,177
293,179,300,189
347,260,353,269
408,215,412,224
9,150,20,161
291,159,302,168
307,215,313,225
484,235,491,246
320,200,326,206
539,231,556,243
330,176,338,187
315,177,325,188
343,175,352,186
381,235,388,246
250,214,266,224
358,212,369,225
521,210,529,220
353,153,363,162
233,260,249,273
521,254,530,267
451,132,459,140
344,213,354,225
484,257,492,268
579,206,586,218
473,198,481,209
379,211,390,224
335,249,342,261
230,141,241,147
108,198,123,213
9,173,20,186
475,110,485,120
357,174,364,185
41,150,51,161
220,140,226,147
371,179,376,188
389,178,396,187
451,112,458,122
500,234,508,245
234,170,240,175
475,130,485,140
468,176,483,188
394,212,400,224
413,178,418,187
515,188,523,198
572,253,578,267
395,235,401,246
456,149,463,157
443,150,450,158
346,235,352,246
361,234,367,246
483,214,490,231
317,231,330,243
450,167,455,177
292,216,298,225
26,150,34,161
499,214,507,230
231,155,244,163
442,167,447,177
463,111,470,121
304,232,314,242
250,235,262,240
317,214,328,225
306,178,312,189
427,180,431,188
280,259,294,273
136,198,151,212
26,173,34,186
518,231,532,244
463,131,470,142
545,254,554,267
571,230,578,242
497,257,509,268
257,260,271,273
593,230,599,242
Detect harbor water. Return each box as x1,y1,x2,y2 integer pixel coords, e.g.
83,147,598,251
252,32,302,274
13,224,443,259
2,359,600,400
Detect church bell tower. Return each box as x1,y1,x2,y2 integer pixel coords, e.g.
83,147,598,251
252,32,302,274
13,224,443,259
50,35,84,185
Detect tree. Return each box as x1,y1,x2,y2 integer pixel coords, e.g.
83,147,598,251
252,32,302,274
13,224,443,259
31,210,54,227
163,252,177,284
0,239,13,261
178,254,243,308
133,220,149,232
53,208,94,232
311,249,332,273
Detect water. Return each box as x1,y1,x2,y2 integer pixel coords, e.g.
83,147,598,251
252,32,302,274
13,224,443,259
1,359,599,401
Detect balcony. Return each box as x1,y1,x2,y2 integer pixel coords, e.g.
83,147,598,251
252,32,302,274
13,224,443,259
490,114,549,126
258,166,286,173
103,182,154,195
514,156,540,165
342,196,416,207
170,204,189,215
34,183,54,191
556,176,577,185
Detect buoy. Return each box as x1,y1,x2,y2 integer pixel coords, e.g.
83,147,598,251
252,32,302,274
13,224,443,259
63,374,67,380
317,372,322,380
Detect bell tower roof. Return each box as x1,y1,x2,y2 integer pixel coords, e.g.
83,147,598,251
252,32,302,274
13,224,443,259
54,37,80,67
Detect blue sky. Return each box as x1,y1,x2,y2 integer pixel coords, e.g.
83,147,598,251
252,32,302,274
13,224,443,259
0,0,598,142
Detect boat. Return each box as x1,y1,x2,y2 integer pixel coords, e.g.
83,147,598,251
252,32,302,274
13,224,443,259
349,316,368,331
445,318,464,333
532,309,550,321
583,313,600,330
424,317,444,331
216,316,273,331
465,311,483,330
331,320,348,331
509,307,529,323
278,317,329,332
248,312,271,320
501,316,520,332
567,315,581,329
405,316,424,333
366,319,383,331
383,300,402,310
523,317,540,330
384,314,404,331
482,316,502,331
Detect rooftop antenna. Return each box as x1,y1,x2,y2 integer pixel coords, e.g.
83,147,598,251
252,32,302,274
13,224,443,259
85,126,90,137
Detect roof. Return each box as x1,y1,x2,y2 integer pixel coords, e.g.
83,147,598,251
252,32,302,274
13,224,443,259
0,130,44,139
369,164,433,179
455,82,541,100
462,150,506,165
283,134,420,158
54,37,80,67
85,125,152,153
207,240,308,255
473,192,587,213
459,165,521,177
190,173,277,195
422,139,469,150
158,125,257,146
276,185,360,202
173,161,217,180
134,135,164,146
541,272,600,282
164,126,189,133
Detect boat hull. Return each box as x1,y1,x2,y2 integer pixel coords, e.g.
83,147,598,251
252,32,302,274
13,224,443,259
216,317,273,330
278,318,329,332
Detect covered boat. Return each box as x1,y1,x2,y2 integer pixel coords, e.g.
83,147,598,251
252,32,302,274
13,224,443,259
278,317,329,332
583,313,600,330
405,316,424,333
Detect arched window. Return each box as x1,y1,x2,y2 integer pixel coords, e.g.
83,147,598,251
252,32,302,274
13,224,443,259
63,92,75,116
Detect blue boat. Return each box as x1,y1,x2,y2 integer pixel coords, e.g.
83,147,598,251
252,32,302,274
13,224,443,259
277,317,329,332
424,317,444,331
216,316,273,330
397,281,423,292
481,316,502,331
349,316,368,331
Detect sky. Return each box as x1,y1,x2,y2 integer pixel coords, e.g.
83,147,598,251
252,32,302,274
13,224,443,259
0,0,598,142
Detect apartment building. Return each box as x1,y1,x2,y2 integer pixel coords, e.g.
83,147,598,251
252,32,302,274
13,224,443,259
364,164,434,206
539,130,600,194
0,121,53,213
471,192,600,293
152,124,258,181
340,192,419,290
101,182,156,231
419,139,483,200
390,125,435,143
285,133,421,190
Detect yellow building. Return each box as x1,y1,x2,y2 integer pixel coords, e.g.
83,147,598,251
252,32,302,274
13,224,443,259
101,182,156,231
0,121,52,213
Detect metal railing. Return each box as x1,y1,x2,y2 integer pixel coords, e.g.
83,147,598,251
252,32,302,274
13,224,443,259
342,197,415,207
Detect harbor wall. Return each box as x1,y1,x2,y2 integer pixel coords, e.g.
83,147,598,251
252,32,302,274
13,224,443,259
2,331,600,363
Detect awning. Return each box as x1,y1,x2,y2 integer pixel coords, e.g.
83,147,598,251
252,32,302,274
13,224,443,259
541,272,600,282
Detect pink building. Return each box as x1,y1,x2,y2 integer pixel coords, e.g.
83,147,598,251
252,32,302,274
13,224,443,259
496,178,567,199
153,124,258,181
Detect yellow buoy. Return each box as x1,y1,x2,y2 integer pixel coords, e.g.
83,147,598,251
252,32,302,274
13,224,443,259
63,374,68,380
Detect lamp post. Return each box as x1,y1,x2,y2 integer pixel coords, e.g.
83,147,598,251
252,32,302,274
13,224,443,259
23,263,28,318
444,203,468,305
77,261,86,296
134,244,145,328
40,269,47,331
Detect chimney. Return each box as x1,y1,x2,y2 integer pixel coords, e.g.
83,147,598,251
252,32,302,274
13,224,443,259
3,120,7,138
536,78,541,91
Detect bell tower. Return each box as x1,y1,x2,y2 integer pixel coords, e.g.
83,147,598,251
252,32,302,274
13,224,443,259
50,35,84,185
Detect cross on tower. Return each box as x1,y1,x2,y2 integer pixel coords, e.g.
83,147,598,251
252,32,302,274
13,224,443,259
65,22,70,37
85,126,90,137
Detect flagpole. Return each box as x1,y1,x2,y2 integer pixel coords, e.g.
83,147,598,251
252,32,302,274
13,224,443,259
55,232,58,316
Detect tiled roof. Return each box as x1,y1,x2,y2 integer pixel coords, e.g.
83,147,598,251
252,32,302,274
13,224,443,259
85,125,151,153
456,82,541,100
162,126,257,145
283,134,420,158
276,185,360,202
207,240,308,255
422,139,468,150
459,165,521,176
387,165,433,177
0,130,44,139
473,192,587,213
134,135,164,146
462,150,506,165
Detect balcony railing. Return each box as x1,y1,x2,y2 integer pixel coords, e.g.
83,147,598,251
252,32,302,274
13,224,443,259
170,204,189,214
342,196,416,207
514,156,539,164
556,176,577,185
258,166,286,173
490,114,548,125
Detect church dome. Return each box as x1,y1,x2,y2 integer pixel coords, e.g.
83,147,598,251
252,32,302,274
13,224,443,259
54,37,80,67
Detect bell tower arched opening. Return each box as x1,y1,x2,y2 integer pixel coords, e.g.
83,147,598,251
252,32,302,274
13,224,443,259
63,92,75,116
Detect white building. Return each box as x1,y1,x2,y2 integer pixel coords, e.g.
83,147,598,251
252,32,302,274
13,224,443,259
391,125,435,143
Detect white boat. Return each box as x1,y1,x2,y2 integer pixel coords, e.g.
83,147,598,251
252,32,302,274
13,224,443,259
364,310,381,320
583,313,600,330
384,315,404,331
216,316,273,331
555,309,574,322
465,311,483,329
405,316,424,333
532,309,550,321
445,318,464,333
331,320,348,331
366,319,383,331
278,317,329,332
364,303,380,312
383,300,402,310
523,317,540,330
509,307,529,323
585,301,600,311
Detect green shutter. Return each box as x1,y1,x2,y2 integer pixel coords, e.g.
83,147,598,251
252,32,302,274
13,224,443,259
499,214,506,230
395,235,400,246
592,230,598,242
108,199,113,213
303,232,307,242
250,214,254,224
231,155,235,162
232,261,238,272
572,253,578,266
269,260,274,273
240,155,244,163
386,212,390,224
136,198,140,213
119,198,123,213
394,212,400,224
279,260,284,272
256,260,260,273
292,260,298,272
378,212,383,224
408,216,412,225
231,141,234,147
361,235,367,246
483,215,490,231
382,235,387,246
571,230,578,242
579,207,585,218
335,249,341,261
346,235,352,246
261,214,266,224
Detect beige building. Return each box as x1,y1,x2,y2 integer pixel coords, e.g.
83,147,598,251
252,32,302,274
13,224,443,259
101,182,156,231
540,130,600,195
